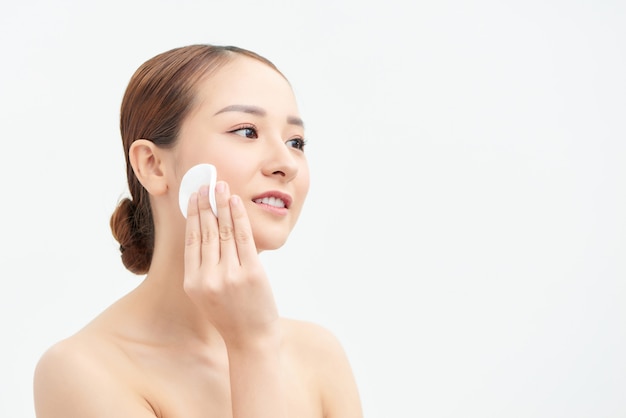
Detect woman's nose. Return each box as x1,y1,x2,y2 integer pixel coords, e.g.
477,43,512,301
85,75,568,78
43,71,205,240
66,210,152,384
261,138,299,182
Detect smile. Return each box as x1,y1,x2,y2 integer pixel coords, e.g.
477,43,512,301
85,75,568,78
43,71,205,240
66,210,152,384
253,196,286,208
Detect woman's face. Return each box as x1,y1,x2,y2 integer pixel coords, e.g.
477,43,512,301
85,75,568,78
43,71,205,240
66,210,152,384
172,55,310,251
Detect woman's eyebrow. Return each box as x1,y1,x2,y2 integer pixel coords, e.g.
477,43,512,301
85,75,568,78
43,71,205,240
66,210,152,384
214,104,304,128
214,104,265,116
288,115,304,128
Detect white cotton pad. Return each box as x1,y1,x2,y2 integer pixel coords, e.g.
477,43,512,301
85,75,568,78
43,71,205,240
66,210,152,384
178,163,218,218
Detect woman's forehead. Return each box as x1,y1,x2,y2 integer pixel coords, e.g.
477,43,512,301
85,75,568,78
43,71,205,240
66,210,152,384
195,56,297,111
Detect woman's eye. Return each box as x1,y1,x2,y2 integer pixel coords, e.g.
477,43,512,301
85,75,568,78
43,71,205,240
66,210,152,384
286,138,307,151
231,126,258,139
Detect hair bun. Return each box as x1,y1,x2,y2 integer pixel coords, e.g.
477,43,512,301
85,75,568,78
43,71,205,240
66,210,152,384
110,198,153,275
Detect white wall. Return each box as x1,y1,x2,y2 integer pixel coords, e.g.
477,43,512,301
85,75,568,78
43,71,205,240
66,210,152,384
1,0,624,416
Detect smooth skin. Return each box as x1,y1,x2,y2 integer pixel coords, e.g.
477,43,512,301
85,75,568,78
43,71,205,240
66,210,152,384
33,56,363,418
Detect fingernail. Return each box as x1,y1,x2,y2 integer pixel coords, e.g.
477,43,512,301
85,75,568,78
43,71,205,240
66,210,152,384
215,181,225,193
199,185,209,196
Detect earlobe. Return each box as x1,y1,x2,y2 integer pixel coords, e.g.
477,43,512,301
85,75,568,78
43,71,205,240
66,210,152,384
129,139,168,196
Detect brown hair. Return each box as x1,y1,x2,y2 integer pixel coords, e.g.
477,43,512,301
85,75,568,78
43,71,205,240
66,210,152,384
110,44,282,274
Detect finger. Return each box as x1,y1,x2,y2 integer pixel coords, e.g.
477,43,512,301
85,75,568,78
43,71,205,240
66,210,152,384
214,181,237,264
198,184,219,266
229,194,258,266
184,192,201,274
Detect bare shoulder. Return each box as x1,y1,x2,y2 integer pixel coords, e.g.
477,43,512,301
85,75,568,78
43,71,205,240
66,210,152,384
282,318,341,350
33,333,155,418
280,318,363,418
281,318,348,360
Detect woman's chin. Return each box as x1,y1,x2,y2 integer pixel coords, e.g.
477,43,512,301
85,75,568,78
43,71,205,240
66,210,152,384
253,234,288,253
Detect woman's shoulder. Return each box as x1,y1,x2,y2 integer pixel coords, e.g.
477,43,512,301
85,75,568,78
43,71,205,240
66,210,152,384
281,318,345,353
34,331,104,388
33,335,101,414
34,312,124,386
279,317,354,379
280,318,363,417
33,330,155,417
34,333,104,395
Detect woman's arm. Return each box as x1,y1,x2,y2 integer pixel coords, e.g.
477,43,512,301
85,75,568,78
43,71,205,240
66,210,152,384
183,182,288,418
226,336,287,418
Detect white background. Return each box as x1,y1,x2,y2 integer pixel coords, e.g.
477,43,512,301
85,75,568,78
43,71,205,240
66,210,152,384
1,1,625,417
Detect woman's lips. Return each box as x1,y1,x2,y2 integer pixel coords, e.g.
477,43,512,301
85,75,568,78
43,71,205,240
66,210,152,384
251,191,292,215
251,191,292,209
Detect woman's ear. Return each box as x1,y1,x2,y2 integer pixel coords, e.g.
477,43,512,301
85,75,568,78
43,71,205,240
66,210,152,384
129,139,168,196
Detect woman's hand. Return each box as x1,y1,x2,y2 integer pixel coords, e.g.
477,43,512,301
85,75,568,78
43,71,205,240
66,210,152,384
183,181,280,348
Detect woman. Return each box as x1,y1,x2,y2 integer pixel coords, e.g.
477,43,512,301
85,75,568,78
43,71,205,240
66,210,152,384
33,44,363,418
